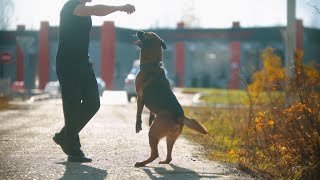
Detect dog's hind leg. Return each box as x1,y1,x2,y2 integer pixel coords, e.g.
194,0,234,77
135,135,160,167
159,128,181,164
159,136,176,164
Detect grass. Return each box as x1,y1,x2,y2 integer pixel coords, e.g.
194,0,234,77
180,86,320,179
180,87,283,105
181,104,249,163
0,96,31,110
187,88,247,105
183,49,320,179
179,91,249,162
0,97,10,109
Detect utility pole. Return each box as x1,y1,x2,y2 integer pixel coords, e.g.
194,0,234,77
286,0,296,76
284,0,297,105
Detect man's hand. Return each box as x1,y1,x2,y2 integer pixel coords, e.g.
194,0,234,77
120,4,135,14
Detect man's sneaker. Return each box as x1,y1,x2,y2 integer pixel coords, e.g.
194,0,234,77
53,133,71,155
67,145,92,162
67,155,92,163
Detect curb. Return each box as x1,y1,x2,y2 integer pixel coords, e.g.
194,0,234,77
192,92,248,109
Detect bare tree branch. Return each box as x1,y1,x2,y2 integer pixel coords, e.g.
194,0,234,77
306,1,320,13
0,0,14,30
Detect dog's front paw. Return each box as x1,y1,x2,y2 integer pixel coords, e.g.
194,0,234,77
134,162,145,167
135,120,142,133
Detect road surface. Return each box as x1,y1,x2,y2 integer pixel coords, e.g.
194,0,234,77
0,91,253,180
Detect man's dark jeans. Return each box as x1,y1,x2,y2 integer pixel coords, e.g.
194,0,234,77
56,59,100,148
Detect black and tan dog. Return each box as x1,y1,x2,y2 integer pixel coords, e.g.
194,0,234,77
134,31,208,167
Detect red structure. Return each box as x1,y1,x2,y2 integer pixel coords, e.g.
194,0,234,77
228,41,241,89
174,22,186,87
177,22,185,29
296,19,303,50
15,46,24,82
101,21,115,90
16,25,25,82
232,21,240,28
38,21,50,90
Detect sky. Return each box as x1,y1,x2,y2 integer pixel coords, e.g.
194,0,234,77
7,0,320,30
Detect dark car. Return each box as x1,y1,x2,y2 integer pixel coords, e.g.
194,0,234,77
124,60,174,102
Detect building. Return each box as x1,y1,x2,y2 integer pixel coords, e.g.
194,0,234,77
0,20,319,91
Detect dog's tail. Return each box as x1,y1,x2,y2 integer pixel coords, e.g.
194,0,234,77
183,117,208,134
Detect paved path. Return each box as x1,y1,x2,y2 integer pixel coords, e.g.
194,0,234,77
0,92,252,180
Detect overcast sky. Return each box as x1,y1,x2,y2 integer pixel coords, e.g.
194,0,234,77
8,0,320,30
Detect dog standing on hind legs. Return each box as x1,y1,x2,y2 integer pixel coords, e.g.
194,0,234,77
133,31,208,167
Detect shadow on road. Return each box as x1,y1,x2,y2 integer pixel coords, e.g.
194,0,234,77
141,164,221,179
57,162,107,180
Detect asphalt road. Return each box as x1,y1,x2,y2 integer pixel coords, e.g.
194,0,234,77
0,91,252,180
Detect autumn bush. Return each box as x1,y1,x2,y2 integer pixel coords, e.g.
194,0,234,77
243,48,320,178
182,48,320,179
0,96,10,109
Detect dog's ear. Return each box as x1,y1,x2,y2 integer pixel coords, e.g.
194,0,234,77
160,39,167,49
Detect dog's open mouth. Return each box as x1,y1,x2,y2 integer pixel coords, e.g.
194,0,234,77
134,31,145,48
134,40,142,48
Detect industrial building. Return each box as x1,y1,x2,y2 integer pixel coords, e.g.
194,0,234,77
0,20,319,92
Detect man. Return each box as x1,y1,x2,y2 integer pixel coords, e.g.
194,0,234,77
53,0,135,162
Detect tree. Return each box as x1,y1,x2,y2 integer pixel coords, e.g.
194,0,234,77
0,0,14,30
180,0,200,27
306,0,320,13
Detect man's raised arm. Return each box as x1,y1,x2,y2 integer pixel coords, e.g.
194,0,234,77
74,4,135,16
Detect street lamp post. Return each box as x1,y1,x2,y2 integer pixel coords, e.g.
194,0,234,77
286,0,296,76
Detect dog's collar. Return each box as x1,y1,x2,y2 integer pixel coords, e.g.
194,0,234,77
140,62,162,70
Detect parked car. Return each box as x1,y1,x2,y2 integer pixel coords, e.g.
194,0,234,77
44,81,60,95
44,77,106,97
124,60,174,102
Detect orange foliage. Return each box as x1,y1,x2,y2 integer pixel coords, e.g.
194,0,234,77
249,48,285,92
244,48,320,179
